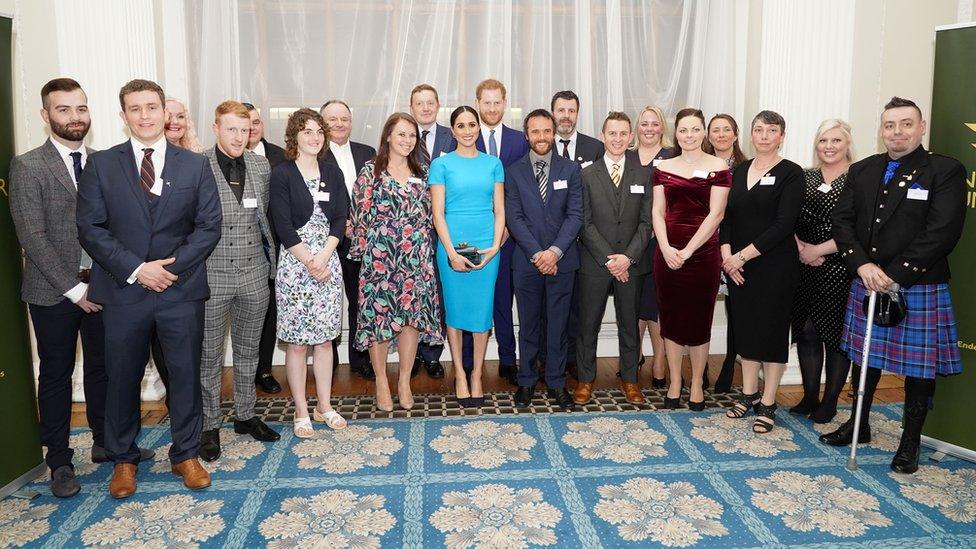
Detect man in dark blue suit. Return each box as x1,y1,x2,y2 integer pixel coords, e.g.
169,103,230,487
76,79,221,499
506,109,582,410
409,84,455,379
471,78,529,384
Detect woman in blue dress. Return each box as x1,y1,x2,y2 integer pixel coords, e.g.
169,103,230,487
429,106,505,406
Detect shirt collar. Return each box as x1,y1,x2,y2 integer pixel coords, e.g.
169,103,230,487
49,137,85,160
330,140,352,153
557,130,577,145
529,149,552,166
214,144,244,167
603,153,625,172
130,136,167,158
251,140,266,157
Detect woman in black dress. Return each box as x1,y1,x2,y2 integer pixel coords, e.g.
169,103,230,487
629,105,674,389
720,110,804,433
790,119,855,423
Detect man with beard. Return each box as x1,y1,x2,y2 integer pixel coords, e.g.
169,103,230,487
505,109,582,410
9,78,154,498
551,90,604,165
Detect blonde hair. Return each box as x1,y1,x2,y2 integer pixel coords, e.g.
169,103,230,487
165,97,203,153
475,78,507,100
213,100,250,123
629,105,672,150
811,118,855,168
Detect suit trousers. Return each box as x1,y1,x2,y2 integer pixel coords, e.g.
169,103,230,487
514,270,575,389
257,277,278,377
150,332,169,408
576,272,645,383
29,299,107,471
103,295,204,464
335,254,370,370
200,265,270,431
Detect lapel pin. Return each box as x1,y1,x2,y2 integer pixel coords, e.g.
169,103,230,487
906,175,913,181
898,181,906,187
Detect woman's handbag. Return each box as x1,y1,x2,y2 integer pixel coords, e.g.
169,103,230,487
863,284,907,327
454,242,482,265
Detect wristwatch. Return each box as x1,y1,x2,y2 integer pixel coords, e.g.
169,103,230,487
737,252,746,263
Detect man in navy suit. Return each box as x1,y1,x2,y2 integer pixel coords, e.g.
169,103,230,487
471,78,529,384
409,84,454,379
506,109,582,410
77,79,221,499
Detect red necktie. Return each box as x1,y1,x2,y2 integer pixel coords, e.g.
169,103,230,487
140,148,157,199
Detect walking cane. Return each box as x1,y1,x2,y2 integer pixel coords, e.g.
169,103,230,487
847,289,877,471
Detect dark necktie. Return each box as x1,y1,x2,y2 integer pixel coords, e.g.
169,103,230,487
559,139,570,158
227,159,244,203
420,129,431,165
535,160,548,201
883,160,901,186
69,151,83,186
140,148,157,200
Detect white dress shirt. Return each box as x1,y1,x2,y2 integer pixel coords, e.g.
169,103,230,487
556,131,578,161
50,138,89,303
603,152,626,177
480,123,502,155
330,140,357,197
419,123,437,156
251,140,267,158
127,136,169,284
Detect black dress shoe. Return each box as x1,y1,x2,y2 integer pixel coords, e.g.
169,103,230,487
499,363,518,386
255,373,282,394
91,444,155,463
411,356,423,378
425,360,445,379
819,417,871,446
50,465,80,498
891,441,921,474
514,386,534,407
547,388,575,411
198,429,221,462
234,417,281,442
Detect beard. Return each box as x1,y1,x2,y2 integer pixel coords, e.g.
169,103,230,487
50,119,90,141
530,139,552,156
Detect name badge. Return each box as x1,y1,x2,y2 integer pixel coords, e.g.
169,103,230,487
553,179,568,190
150,178,164,196
242,197,258,209
314,191,330,202
817,183,832,193
581,161,593,169
652,159,663,167
907,188,929,201
630,185,645,194
408,177,423,184
692,170,709,179
760,176,776,186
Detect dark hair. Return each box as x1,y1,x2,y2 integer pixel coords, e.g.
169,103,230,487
320,99,350,114
702,113,747,167
374,112,425,178
751,110,786,132
449,105,480,127
670,108,705,156
522,109,556,135
883,96,922,119
118,79,165,110
241,102,257,111
41,78,83,109
283,108,328,161
550,90,580,112
601,111,631,133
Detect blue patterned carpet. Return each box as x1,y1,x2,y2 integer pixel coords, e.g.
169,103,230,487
3,404,975,548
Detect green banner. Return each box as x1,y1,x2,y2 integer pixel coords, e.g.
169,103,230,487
924,23,976,456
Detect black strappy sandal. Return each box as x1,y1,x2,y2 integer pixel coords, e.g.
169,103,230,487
753,402,777,433
726,391,759,419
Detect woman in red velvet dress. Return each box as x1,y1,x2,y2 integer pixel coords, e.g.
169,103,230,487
652,108,732,410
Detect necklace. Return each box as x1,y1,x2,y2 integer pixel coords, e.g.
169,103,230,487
751,156,779,173
680,153,701,165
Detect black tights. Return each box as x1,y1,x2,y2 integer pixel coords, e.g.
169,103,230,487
794,318,852,420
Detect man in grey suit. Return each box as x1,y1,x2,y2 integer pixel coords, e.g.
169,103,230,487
573,112,653,406
9,78,153,498
198,101,280,462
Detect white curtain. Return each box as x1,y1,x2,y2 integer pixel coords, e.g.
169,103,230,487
185,0,739,149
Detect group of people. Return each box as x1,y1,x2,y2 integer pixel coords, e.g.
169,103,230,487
10,74,966,501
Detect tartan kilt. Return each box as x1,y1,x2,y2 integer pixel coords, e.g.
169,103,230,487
840,278,961,379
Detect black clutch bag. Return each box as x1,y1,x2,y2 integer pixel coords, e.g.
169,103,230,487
454,241,482,264
863,286,907,327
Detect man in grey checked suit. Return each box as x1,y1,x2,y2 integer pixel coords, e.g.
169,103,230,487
198,100,280,462
9,78,153,498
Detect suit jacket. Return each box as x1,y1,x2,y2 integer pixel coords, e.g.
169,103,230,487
832,145,967,287
324,140,376,189
9,139,95,306
260,138,287,168
574,132,605,164
205,147,277,272
476,124,529,169
428,123,456,160
505,153,583,273
76,141,222,305
269,159,348,250
579,158,653,276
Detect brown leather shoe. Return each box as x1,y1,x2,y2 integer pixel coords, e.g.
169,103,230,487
573,382,593,405
109,463,137,499
622,382,646,404
171,458,211,490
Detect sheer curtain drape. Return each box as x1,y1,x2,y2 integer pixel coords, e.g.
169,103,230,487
185,0,738,149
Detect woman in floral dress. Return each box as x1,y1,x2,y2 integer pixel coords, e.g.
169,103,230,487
270,108,349,437
348,113,443,411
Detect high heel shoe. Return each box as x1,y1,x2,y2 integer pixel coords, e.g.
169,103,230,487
651,377,667,389
663,396,681,409
688,400,706,412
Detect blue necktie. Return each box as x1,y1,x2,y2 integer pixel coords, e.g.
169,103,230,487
489,129,498,157
69,151,83,185
883,160,901,186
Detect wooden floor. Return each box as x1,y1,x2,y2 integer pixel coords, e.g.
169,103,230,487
70,355,906,427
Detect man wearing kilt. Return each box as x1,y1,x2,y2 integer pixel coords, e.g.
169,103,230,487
820,97,967,474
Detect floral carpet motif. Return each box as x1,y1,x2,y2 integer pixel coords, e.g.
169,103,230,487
7,404,976,548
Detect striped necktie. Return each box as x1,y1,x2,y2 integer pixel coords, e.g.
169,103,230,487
420,129,431,165
610,162,621,186
140,148,157,200
535,160,548,201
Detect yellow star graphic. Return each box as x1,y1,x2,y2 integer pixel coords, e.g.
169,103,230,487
968,123,976,150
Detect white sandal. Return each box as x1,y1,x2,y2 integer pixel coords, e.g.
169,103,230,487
313,407,347,430
293,416,314,438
